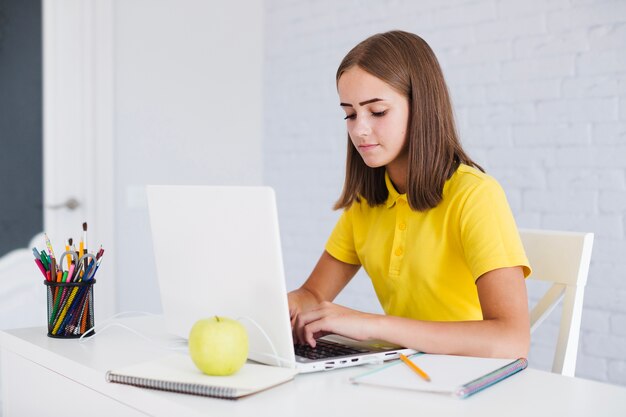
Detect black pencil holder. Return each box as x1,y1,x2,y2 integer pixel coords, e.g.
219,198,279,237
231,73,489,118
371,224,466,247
45,279,96,338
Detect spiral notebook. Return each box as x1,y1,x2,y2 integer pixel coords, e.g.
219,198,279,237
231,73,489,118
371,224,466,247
350,354,527,398
106,354,298,400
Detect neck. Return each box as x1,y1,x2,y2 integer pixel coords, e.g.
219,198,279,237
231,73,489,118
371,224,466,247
386,162,407,194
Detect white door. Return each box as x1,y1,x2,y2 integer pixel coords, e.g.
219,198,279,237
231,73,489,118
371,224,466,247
43,0,116,320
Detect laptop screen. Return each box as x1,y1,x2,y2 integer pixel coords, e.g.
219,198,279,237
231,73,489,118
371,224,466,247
146,185,296,367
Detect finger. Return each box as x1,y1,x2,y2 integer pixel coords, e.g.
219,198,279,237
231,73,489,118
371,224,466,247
291,314,300,344
304,318,330,348
294,313,309,345
294,309,322,345
305,327,316,348
290,311,297,330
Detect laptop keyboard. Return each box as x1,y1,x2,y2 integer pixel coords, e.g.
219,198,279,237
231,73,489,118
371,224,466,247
294,339,369,360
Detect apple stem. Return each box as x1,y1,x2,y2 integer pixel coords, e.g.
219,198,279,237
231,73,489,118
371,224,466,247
215,316,220,322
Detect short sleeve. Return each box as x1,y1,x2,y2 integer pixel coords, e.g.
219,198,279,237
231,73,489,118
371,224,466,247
325,207,361,265
459,178,531,281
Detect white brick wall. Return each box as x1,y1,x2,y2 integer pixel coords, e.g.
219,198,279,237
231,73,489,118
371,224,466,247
263,0,626,385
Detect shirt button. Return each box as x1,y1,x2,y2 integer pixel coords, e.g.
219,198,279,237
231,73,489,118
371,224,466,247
395,247,403,256
398,222,407,231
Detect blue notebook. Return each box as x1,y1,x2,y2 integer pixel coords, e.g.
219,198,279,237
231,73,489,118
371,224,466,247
350,354,527,398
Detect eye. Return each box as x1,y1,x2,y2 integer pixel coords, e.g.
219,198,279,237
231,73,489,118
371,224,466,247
343,114,356,120
372,110,387,117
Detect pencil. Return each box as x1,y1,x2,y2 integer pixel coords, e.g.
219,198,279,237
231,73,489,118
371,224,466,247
399,353,431,382
66,239,72,268
82,222,88,255
50,257,57,280
44,233,56,259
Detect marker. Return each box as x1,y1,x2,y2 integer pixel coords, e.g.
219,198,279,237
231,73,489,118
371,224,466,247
40,250,50,270
34,259,47,278
68,263,75,283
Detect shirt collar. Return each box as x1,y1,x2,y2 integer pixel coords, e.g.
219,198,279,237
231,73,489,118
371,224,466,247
385,171,407,208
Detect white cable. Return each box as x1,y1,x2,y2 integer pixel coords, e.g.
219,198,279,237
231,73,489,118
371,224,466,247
79,310,159,341
78,311,186,351
79,321,187,351
237,316,295,367
78,311,296,365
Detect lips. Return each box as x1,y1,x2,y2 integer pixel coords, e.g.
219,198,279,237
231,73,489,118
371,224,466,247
358,144,379,151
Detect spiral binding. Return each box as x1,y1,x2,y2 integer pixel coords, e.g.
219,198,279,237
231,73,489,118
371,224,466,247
106,371,237,399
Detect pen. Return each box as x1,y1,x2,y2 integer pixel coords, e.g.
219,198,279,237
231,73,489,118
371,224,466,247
90,258,103,280
96,246,104,260
399,353,431,382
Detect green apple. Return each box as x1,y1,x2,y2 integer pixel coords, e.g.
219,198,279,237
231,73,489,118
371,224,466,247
188,316,249,376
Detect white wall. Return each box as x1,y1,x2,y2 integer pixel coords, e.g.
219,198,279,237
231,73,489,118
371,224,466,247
263,0,626,385
114,0,264,312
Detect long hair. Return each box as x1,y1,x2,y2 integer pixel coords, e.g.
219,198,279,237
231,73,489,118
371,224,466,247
334,30,483,211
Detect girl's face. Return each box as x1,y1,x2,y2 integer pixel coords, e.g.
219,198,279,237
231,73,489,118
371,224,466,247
337,66,410,171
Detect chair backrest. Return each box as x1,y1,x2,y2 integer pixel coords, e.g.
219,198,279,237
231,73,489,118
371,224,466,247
0,233,47,330
520,229,594,377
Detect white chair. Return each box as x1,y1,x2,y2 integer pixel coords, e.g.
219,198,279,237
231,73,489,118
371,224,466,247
520,229,594,377
0,233,47,331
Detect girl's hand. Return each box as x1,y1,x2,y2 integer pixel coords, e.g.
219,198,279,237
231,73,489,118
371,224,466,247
293,301,378,347
287,288,322,341
287,291,305,329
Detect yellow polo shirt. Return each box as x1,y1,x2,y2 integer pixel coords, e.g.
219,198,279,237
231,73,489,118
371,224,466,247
325,164,531,322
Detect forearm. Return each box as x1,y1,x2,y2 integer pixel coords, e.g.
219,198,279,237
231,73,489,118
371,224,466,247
290,251,360,312
370,315,529,359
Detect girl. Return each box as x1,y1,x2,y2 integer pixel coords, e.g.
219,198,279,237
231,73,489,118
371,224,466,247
288,31,531,359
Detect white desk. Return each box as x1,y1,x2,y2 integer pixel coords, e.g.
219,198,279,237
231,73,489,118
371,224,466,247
2,316,625,417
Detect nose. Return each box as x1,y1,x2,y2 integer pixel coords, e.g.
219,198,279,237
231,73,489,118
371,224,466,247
352,115,371,137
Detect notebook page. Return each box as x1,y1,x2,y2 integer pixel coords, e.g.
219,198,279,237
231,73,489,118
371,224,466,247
351,354,515,395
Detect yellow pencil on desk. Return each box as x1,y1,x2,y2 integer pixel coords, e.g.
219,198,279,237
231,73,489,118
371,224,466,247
399,353,431,382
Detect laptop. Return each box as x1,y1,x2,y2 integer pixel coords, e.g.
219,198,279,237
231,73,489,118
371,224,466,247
146,185,415,373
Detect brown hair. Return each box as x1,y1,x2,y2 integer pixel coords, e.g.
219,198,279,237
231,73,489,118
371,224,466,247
334,30,483,211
